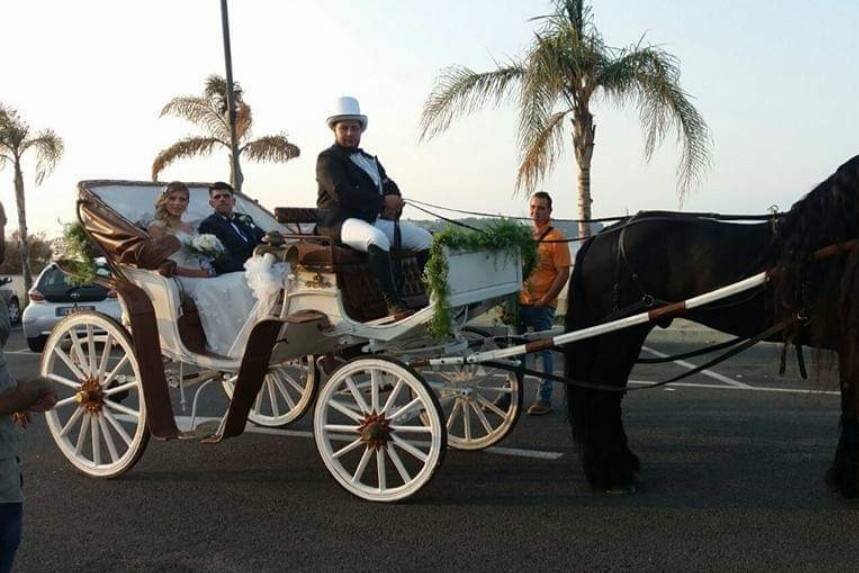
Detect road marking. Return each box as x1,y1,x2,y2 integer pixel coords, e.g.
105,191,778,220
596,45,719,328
5,349,39,355
629,379,839,396
171,416,566,460
641,345,753,388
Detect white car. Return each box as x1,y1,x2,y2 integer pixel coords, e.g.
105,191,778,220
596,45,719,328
22,263,122,352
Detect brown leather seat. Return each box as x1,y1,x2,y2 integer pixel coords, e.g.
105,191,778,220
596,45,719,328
275,206,429,322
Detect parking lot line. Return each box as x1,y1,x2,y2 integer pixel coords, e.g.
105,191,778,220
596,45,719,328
641,345,753,388
629,379,839,396
170,416,566,460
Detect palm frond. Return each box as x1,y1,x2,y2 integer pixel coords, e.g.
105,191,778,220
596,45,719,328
151,137,224,181
240,135,300,163
160,96,231,140
235,101,253,141
22,130,64,185
205,74,244,114
598,46,711,197
516,110,570,193
419,64,525,140
0,105,29,151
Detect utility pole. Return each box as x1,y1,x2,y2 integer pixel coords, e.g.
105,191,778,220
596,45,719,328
220,0,243,192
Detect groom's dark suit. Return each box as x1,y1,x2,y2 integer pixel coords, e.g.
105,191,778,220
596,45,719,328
198,212,265,274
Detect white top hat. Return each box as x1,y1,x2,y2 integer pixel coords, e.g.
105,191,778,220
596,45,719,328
326,96,368,130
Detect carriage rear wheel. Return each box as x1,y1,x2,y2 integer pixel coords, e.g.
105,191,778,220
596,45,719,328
420,327,523,451
220,356,317,427
42,312,149,478
313,357,446,502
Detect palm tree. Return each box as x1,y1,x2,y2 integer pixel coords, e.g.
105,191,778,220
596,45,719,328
0,104,64,291
420,0,710,237
152,75,300,192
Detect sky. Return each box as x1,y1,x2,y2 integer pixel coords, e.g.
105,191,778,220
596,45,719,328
1,0,858,237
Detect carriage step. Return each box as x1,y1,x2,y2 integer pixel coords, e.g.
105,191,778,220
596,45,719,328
177,420,222,440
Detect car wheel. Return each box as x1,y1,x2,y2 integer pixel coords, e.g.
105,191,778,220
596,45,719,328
7,297,20,325
27,335,47,352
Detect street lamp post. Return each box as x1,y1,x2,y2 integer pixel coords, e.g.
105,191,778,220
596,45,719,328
219,0,243,192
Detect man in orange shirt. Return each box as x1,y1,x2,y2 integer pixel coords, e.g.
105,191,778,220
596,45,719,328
519,192,571,415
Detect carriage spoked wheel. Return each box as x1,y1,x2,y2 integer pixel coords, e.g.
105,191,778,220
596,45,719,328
420,327,523,451
313,357,446,502
41,312,149,478
221,356,317,428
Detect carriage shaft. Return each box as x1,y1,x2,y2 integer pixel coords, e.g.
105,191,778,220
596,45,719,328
424,271,769,368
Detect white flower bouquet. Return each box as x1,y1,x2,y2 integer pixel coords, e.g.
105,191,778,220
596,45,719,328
185,233,226,270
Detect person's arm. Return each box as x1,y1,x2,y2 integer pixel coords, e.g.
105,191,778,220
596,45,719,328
378,160,404,219
149,223,209,278
536,239,572,307
536,266,570,307
0,377,57,416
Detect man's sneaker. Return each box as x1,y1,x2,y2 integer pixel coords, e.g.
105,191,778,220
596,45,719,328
527,400,552,416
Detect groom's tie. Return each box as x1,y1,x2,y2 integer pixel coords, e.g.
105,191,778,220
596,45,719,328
228,216,249,243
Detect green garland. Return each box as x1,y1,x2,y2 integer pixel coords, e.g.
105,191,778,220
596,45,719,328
58,222,100,285
424,220,537,339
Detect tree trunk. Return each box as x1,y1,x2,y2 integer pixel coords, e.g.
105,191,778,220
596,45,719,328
12,158,32,292
572,110,596,239
229,152,244,193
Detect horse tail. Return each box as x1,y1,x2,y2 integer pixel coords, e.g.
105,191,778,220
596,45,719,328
564,237,599,447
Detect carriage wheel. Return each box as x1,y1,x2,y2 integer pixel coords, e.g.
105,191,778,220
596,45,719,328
313,357,446,502
420,327,523,451
221,356,317,428
42,312,149,478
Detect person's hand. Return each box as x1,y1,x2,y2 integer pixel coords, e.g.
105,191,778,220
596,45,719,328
382,195,404,220
29,392,58,412
12,411,31,429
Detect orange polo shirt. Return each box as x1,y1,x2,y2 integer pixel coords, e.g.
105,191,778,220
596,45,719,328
519,225,572,308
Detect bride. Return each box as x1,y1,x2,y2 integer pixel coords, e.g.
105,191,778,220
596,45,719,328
148,181,262,357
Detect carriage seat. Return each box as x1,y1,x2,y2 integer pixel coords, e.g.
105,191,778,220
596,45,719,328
274,206,428,322
274,207,423,266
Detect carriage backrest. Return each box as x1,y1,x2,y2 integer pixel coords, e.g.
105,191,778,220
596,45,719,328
78,180,286,269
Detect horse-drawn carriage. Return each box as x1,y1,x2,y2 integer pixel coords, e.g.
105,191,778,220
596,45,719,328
42,180,526,502
43,156,859,503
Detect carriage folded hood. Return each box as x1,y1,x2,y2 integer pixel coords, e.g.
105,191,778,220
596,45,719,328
77,181,180,270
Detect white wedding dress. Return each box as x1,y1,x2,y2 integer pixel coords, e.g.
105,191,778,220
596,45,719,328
154,222,286,358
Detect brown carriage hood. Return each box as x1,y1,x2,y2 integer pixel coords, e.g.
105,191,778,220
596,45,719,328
77,181,180,270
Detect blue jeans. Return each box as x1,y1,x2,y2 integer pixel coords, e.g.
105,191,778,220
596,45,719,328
518,305,556,403
0,503,22,573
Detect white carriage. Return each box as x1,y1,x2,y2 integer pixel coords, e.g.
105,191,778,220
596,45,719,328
42,181,525,502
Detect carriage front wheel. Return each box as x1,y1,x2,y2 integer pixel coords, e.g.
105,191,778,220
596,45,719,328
313,357,446,502
41,312,149,478
420,327,523,451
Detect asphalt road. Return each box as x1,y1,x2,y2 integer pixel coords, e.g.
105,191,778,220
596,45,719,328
5,325,858,573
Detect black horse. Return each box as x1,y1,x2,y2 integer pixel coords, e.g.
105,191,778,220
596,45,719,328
564,154,859,497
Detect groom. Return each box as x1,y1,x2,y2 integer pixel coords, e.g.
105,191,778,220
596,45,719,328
198,181,266,274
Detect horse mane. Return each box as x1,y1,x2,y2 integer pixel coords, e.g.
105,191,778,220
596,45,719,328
771,154,859,324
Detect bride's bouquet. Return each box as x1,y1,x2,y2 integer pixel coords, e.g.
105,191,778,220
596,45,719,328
184,234,226,272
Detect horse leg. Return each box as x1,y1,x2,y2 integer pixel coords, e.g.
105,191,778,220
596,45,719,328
826,336,859,498
567,325,650,493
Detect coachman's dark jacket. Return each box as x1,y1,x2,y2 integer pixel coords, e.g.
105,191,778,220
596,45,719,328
316,144,401,237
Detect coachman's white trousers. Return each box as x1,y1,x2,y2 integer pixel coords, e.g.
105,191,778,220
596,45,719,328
340,218,432,253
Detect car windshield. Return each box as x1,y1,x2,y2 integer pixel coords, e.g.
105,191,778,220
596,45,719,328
36,265,111,303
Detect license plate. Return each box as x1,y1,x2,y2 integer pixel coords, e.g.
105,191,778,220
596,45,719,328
56,305,95,317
